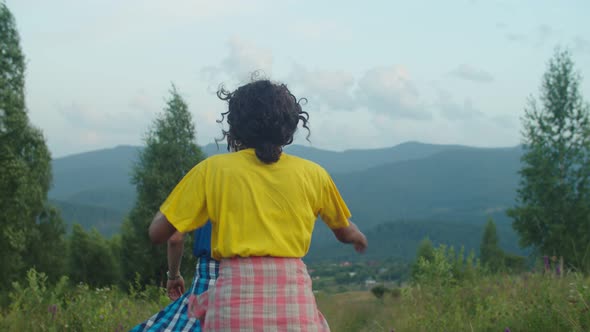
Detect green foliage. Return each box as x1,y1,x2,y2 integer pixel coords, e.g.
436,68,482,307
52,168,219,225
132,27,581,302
0,268,167,331
411,237,434,279
399,273,590,332
0,3,65,297
389,287,401,298
413,244,482,286
67,224,120,287
23,206,67,282
370,285,388,299
316,273,590,332
1,268,589,331
508,48,590,273
503,252,527,273
120,85,203,287
480,218,504,272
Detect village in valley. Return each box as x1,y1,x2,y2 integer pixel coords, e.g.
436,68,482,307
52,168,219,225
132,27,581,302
308,259,408,293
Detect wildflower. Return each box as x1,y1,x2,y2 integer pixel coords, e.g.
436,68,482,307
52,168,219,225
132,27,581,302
505,328,511,332
48,304,57,320
543,256,550,271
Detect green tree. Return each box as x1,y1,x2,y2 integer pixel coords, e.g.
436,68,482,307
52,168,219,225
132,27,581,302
0,3,64,294
508,48,590,273
23,206,67,282
68,224,119,286
411,237,434,280
370,285,389,299
120,85,204,287
480,218,504,272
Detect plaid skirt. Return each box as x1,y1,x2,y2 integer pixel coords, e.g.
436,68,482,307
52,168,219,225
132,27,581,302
188,257,330,332
130,257,219,332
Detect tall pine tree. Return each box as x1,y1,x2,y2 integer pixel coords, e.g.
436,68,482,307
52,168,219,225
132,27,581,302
480,218,504,272
508,48,590,273
0,3,65,293
121,85,205,287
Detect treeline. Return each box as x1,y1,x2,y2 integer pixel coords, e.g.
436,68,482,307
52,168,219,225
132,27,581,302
0,3,206,302
306,217,523,264
1,4,65,302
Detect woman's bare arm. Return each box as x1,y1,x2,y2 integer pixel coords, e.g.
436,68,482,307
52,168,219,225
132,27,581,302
332,221,368,253
149,211,177,245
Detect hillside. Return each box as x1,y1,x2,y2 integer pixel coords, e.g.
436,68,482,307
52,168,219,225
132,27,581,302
201,141,471,174
306,219,523,263
49,142,524,258
334,146,522,227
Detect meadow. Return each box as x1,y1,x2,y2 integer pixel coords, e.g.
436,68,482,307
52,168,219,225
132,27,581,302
1,268,588,332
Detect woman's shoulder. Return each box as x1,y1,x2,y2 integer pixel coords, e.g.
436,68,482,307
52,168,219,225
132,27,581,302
283,153,329,175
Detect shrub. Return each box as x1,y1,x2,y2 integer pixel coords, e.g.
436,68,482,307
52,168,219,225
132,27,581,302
371,285,389,299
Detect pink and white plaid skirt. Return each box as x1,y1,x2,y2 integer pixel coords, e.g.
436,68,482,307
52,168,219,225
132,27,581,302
188,256,330,331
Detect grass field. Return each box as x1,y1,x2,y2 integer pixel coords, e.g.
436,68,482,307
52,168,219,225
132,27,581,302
1,269,588,331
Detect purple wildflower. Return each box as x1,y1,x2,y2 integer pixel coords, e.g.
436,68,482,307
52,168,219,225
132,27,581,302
505,328,511,332
543,256,550,271
48,304,57,320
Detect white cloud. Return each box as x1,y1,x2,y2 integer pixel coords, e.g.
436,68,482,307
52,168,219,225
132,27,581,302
202,41,429,121
288,65,356,110
201,37,273,85
356,66,429,119
448,64,494,83
58,101,153,133
435,89,485,120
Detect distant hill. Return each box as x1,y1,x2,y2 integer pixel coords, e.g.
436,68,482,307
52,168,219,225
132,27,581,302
50,145,140,201
334,146,523,227
205,141,471,174
50,199,126,236
49,142,524,258
305,219,523,263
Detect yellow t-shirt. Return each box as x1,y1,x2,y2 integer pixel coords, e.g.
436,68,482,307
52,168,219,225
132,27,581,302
160,148,351,260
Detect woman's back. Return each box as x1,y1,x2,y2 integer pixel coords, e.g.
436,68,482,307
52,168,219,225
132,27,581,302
161,148,351,260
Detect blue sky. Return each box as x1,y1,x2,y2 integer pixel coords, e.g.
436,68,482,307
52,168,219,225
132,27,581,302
6,0,590,157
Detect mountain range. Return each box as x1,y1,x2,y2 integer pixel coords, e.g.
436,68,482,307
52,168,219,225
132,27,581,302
49,142,525,261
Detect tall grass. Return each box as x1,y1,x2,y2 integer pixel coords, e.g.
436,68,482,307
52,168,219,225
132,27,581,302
318,273,590,332
1,269,588,331
0,269,168,331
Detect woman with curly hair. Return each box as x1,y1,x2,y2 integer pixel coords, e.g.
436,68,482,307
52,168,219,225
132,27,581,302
148,78,368,331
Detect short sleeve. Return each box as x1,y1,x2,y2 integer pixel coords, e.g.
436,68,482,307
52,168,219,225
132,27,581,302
317,169,351,229
160,162,208,233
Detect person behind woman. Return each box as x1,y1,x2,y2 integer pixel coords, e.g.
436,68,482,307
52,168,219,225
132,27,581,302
148,78,368,331
131,221,219,331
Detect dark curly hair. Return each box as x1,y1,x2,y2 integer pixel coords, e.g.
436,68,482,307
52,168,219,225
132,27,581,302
215,78,310,163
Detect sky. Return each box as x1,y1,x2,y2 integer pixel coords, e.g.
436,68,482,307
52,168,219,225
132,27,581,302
6,0,590,158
